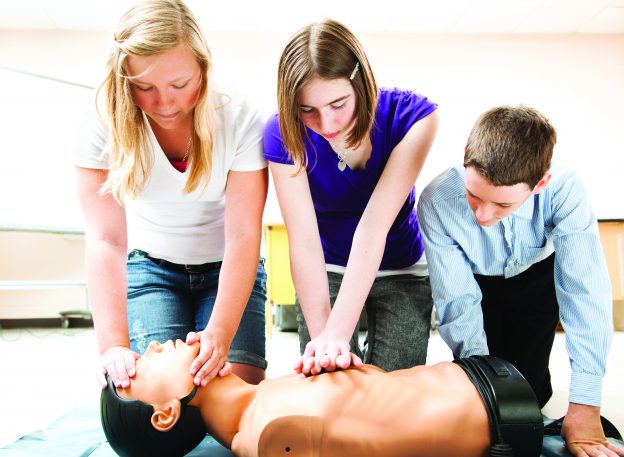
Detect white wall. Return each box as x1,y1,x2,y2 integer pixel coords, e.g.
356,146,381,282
1,30,623,228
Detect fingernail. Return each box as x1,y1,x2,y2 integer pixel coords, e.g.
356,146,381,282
128,368,135,376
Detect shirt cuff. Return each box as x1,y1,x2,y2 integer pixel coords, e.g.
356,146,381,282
459,347,490,359
569,371,603,406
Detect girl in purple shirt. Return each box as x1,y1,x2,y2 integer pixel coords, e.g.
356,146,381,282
263,19,439,375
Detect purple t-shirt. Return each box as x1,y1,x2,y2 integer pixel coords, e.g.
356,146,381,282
263,88,437,270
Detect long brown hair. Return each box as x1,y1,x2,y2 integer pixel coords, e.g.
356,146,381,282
277,19,378,172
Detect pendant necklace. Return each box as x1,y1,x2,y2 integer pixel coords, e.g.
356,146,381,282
181,136,192,162
329,141,350,171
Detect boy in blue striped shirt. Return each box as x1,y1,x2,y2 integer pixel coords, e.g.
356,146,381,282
417,105,622,457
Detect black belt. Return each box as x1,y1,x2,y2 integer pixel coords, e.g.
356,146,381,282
137,250,222,274
454,355,544,457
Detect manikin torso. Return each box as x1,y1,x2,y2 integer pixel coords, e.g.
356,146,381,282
197,363,490,457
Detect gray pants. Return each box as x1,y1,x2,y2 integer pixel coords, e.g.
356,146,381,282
295,272,433,370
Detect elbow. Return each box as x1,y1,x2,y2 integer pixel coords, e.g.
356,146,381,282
86,232,127,251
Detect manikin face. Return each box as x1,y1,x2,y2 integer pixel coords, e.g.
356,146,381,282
126,42,202,131
464,166,543,227
119,340,199,405
297,77,357,143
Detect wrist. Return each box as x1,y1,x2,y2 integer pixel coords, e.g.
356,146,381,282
204,320,234,342
324,307,359,341
100,343,130,356
321,321,353,342
301,305,330,338
567,402,601,418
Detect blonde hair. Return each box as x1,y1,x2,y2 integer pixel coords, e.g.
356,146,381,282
464,105,557,188
277,19,378,172
97,0,216,201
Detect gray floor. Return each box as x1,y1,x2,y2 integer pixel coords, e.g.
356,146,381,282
0,325,622,448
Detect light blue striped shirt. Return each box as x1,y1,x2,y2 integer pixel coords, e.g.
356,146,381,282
417,165,612,406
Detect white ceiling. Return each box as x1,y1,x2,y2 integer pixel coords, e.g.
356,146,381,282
1,0,624,34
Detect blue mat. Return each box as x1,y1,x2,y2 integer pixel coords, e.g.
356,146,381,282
0,406,233,457
1,406,621,456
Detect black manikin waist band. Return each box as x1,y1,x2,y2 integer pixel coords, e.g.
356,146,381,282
454,355,544,457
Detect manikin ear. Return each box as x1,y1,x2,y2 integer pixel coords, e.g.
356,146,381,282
531,172,552,194
150,400,181,432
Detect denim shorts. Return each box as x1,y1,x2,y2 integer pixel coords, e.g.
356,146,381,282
295,272,433,371
126,249,267,370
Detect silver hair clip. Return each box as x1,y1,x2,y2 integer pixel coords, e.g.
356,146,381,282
349,62,360,80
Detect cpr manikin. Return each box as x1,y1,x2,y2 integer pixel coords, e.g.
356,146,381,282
100,340,543,457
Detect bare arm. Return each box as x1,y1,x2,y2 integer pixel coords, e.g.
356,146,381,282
308,111,439,374
75,166,137,388
188,168,268,385
268,163,334,341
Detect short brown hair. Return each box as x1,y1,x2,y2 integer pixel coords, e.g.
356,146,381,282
464,105,556,188
277,19,378,171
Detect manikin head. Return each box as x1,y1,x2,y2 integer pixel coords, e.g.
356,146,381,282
100,340,206,457
463,105,556,226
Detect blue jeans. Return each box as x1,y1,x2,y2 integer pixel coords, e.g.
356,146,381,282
126,250,267,370
296,272,433,370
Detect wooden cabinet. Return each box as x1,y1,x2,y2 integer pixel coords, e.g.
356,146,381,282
598,220,624,331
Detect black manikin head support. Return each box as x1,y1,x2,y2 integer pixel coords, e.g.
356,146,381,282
100,375,206,457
